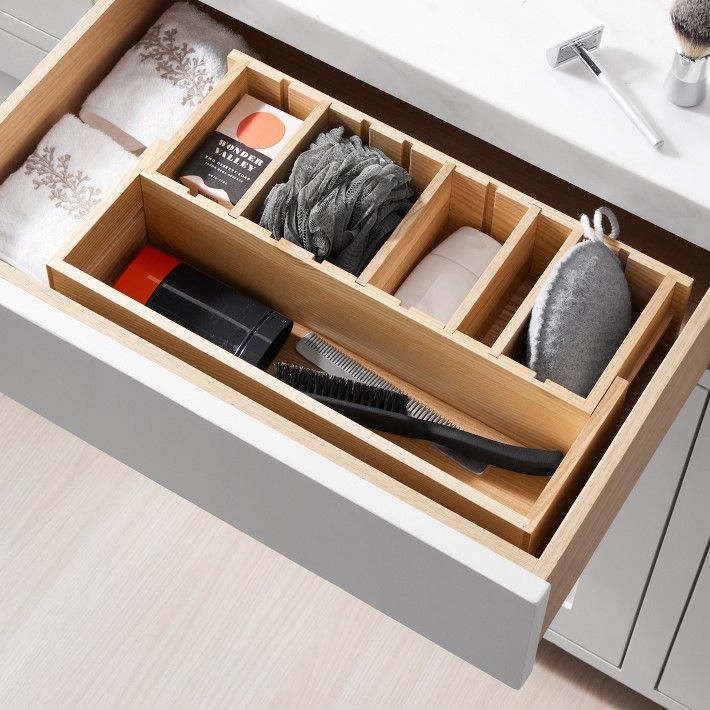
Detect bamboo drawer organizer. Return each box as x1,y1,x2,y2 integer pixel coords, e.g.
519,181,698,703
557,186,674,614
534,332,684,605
48,52,693,555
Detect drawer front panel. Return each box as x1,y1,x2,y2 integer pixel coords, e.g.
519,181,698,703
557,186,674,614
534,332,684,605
0,268,549,689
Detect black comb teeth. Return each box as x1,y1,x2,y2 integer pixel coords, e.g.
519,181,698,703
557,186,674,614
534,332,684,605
275,362,409,414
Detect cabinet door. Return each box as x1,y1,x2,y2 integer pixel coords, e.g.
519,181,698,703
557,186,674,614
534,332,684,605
619,386,710,706
0,1,92,39
656,454,710,708
0,27,46,82
549,386,708,666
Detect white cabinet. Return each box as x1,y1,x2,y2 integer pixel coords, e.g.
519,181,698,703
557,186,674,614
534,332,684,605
550,385,706,666
0,24,47,82
0,70,19,101
0,0,92,82
0,1,92,40
658,547,710,709
548,371,710,709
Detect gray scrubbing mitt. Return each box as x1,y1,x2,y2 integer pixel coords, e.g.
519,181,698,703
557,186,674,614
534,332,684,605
259,127,412,275
526,207,633,397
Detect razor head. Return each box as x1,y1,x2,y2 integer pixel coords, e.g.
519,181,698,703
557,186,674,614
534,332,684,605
547,25,605,67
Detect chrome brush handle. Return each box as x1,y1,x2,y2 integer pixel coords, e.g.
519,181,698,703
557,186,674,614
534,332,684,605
665,51,708,108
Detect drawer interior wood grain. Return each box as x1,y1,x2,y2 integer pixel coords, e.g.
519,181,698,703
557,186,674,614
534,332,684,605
48,163,628,551
46,51,695,556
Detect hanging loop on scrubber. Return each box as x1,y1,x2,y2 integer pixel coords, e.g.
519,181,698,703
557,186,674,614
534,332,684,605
580,206,620,242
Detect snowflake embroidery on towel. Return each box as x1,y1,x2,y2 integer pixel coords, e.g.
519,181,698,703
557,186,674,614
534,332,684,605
25,146,101,220
138,23,213,106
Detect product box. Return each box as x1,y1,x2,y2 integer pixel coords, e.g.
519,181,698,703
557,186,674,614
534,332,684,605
180,94,303,208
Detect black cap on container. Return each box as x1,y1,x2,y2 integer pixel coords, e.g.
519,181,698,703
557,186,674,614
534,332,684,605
238,311,293,369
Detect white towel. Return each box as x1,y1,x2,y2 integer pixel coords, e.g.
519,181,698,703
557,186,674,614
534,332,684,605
0,114,137,282
80,2,254,153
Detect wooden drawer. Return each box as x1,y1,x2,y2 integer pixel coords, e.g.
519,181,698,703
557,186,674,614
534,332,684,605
48,55,692,559
0,0,708,690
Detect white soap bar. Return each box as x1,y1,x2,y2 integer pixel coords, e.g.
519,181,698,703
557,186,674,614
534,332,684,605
394,226,501,322
431,226,502,276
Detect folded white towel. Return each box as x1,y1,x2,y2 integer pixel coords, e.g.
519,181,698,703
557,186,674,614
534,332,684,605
0,114,137,282
80,2,254,153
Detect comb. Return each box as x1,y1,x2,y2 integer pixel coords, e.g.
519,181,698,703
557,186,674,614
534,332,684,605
296,332,486,473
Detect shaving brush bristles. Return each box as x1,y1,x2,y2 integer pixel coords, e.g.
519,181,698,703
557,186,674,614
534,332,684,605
666,0,709,106
671,0,710,58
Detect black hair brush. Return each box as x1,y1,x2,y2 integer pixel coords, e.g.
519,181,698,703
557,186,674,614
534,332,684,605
275,362,563,476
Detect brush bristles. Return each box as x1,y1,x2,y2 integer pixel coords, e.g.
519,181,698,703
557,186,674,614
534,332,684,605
275,362,409,414
671,0,710,58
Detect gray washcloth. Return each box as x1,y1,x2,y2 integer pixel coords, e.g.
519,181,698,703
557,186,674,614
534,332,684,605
526,207,633,397
259,127,413,275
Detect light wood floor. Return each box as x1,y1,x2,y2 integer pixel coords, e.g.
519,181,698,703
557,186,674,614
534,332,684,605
0,393,656,709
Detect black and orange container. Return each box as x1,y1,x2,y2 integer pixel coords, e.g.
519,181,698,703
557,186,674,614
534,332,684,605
114,245,292,369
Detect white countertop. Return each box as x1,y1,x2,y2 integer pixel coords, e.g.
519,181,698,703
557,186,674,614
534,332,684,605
209,0,710,251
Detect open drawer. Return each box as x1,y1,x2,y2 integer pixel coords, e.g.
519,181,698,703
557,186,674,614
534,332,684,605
0,0,708,690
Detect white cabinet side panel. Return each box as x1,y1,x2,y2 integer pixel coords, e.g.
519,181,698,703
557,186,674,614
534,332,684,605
550,387,707,666
658,543,710,709
0,1,92,39
622,396,710,695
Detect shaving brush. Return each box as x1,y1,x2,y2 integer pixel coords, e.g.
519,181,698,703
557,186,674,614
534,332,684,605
665,0,710,107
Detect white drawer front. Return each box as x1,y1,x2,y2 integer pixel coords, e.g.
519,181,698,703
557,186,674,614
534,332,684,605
0,273,549,689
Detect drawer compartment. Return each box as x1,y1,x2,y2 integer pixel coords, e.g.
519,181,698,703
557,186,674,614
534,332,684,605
49,164,626,553
359,165,580,341
153,59,329,218
489,238,692,413
1,0,709,691
155,53,692,417
50,54,694,558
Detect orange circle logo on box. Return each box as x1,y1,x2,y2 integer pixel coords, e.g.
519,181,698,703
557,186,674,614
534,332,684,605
236,111,286,150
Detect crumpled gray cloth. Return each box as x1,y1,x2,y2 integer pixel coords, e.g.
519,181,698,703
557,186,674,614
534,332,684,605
259,127,413,275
